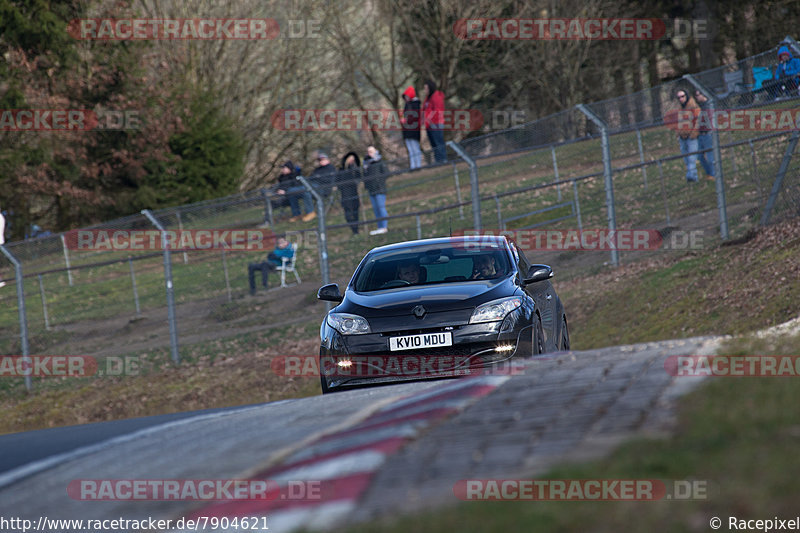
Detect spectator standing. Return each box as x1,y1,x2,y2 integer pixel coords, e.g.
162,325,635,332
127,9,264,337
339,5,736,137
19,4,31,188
307,151,338,221
422,79,447,163
338,151,362,234
693,91,715,178
401,86,422,169
363,145,389,235
247,236,294,295
675,89,700,183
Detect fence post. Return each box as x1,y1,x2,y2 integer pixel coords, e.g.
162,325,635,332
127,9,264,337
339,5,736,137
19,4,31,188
221,249,232,302
129,258,141,317
261,188,273,227
636,129,648,188
551,145,562,201
494,194,502,229
452,163,465,219
176,211,188,264
577,104,619,267
297,176,331,311
142,210,180,364
446,141,481,232
685,74,729,240
37,274,50,331
572,180,583,232
60,234,74,286
657,160,671,226
0,245,31,392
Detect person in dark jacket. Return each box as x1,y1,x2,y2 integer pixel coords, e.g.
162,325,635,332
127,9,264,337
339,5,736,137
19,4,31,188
693,91,714,178
274,160,313,221
306,151,337,221
363,145,389,235
338,151,361,234
422,79,447,163
401,86,422,169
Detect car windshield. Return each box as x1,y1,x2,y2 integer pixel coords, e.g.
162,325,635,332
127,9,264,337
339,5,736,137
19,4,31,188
353,242,511,292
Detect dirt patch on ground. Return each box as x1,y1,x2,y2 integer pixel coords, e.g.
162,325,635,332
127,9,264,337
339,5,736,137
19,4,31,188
0,331,323,434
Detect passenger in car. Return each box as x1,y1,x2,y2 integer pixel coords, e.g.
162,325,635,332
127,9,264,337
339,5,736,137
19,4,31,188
470,255,498,280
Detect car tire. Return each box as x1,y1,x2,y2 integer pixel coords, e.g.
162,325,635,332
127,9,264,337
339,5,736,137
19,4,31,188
532,314,544,356
560,315,570,351
320,354,331,394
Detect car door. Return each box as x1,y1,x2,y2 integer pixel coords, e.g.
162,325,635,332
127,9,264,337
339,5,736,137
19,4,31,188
513,244,558,350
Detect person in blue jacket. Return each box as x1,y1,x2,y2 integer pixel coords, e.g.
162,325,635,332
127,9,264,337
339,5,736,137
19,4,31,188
770,45,800,98
248,236,294,295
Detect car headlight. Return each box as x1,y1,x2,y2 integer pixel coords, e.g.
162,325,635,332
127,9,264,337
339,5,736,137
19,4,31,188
469,296,523,324
327,313,371,335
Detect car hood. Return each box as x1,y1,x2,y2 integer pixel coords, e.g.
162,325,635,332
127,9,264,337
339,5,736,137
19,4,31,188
338,277,517,317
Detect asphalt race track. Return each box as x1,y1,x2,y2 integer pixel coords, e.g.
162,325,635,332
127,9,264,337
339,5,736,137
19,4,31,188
0,337,719,531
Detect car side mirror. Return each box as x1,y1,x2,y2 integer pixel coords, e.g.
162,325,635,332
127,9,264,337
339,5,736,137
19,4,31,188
523,264,553,285
317,283,343,302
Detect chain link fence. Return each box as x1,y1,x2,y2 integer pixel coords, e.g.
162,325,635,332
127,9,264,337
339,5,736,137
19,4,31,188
2,37,799,389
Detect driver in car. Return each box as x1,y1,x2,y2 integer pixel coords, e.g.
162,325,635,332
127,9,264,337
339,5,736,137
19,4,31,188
470,254,497,280
396,260,422,284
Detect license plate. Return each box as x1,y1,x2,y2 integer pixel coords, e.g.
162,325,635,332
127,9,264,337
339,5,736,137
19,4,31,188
388,332,453,351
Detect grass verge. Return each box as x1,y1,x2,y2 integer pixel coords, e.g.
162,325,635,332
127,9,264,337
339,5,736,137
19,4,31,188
2,218,799,434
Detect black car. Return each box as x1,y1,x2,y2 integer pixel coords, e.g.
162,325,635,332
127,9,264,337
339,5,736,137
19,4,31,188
316,236,569,393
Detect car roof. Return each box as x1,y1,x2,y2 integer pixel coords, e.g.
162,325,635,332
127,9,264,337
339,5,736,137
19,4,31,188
367,235,509,254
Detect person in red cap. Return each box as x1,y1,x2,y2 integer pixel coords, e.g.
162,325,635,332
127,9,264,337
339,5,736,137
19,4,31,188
422,79,447,163
401,86,422,169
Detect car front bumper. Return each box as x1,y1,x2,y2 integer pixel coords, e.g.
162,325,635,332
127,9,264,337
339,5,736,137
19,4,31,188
320,313,532,389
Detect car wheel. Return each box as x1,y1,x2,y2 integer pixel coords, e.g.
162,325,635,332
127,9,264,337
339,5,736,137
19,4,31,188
560,315,570,351
531,314,544,356
319,353,331,394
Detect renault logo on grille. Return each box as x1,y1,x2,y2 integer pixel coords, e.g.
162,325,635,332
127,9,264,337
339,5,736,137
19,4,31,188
412,305,426,318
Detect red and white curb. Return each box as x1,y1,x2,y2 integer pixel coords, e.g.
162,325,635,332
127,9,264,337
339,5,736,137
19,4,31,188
175,375,509,531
